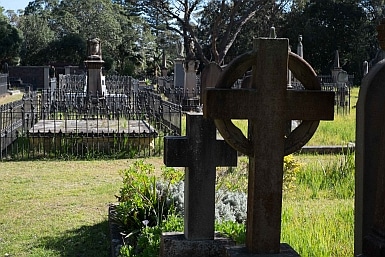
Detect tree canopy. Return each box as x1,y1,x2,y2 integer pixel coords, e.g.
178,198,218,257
0,0,382,81
280,0,377,83
0,7,23,65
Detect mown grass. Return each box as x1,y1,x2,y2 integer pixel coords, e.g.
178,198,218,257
0,154,354,257
0,158,163,257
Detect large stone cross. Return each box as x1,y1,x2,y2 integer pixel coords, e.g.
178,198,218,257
204,38,334,254
164,112,237,240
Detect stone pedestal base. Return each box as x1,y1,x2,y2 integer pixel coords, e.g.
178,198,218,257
159,232,236,257
362,232,385,256
225,244,300,257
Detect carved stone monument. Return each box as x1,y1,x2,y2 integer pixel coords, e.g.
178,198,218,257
355,18,385,257
204,38,334,255
160,112,237,257
184,60,198,98
84,38,105,98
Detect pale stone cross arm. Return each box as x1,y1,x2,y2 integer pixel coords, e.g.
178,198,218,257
203,38,334,254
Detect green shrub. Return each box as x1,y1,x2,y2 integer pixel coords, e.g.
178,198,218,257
119,214,184,257
113,160,183,237
216,155,301,193
283,154,301,191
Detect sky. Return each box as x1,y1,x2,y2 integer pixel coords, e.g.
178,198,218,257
0,0,31,12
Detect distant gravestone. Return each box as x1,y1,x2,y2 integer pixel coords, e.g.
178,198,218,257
184,60,198,98
204,38,334,255
174,59,185,88
160,112,237,257
201,63,222,99
355,19,385,257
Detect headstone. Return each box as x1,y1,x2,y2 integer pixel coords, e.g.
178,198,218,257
297,35,303,58
160,112,237,257
331,50,342,83
184,60,198,98
355,19,385,256
363,61,369,76
204,38,334,255
201,63,222,100
161,49,168,77
174,58,185,88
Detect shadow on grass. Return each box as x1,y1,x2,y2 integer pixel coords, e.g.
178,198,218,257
37,220,111,257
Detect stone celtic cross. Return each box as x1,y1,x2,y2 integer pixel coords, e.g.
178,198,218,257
204,38,334,254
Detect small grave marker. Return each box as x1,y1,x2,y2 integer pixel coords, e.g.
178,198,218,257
204,38,334,254
164,112,237,240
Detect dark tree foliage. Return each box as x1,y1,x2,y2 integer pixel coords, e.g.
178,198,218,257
0,20,23,65
280,0,377,84
0,7,23,65
38,33,86,65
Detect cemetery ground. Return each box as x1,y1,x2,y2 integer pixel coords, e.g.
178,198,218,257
0,88,358,257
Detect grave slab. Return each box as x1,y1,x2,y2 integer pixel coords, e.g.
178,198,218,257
159,232,235,257
29,119,156,134
225,244,300,257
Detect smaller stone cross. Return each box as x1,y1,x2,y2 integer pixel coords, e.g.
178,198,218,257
164,112,237,240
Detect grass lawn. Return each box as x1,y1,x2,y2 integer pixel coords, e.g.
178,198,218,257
0,158,163,257
0,155,354,257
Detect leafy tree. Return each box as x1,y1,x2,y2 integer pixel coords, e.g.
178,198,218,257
0,7,23,65
19,14,55,65
360,0,385,23
200,0,288,63
52,0,123,53
18,0,137,71
280,0,375,83
38,33,86,65
140,0,286,65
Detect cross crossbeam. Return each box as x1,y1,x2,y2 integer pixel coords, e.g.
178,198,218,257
205,89,334,120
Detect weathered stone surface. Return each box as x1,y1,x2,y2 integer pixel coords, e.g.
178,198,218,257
225,244,300,257
159,232,235,257
29,119,156,134
355,59,385,256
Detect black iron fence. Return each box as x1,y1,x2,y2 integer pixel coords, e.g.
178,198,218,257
290,74,353,115
1,79,182,160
